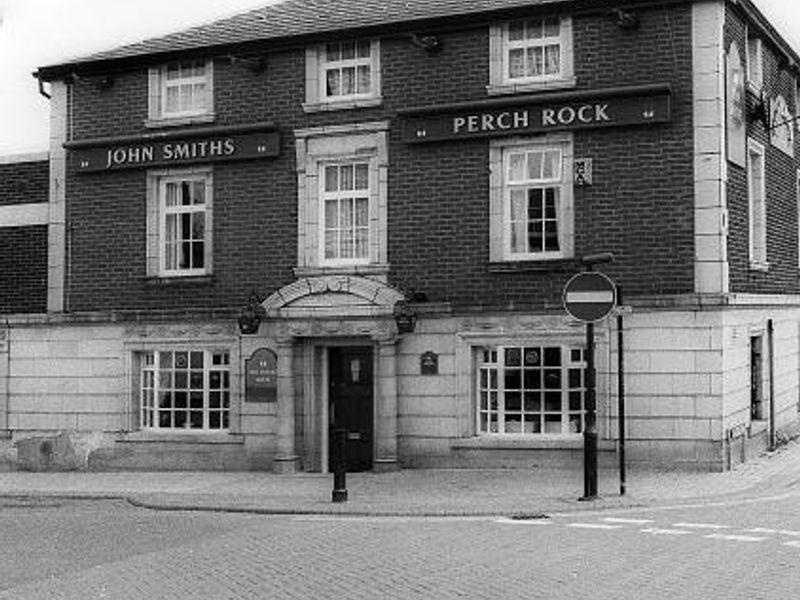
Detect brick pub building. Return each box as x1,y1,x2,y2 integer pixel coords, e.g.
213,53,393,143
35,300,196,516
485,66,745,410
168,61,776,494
2,0,799,472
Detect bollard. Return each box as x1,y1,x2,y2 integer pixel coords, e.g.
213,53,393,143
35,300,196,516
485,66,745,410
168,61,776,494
332,428,348,503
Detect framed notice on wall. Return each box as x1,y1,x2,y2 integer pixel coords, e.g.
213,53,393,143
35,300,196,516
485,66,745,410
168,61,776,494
245,348,277,403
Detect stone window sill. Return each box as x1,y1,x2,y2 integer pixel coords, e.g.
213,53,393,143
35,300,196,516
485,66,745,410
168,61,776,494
488,259,580,273
487,77,577,97
749,261,769,273
452,436,616,451
302,97,383,113
121,431,244,444
143,275,215,286
144,114,216,129
294,264,390,278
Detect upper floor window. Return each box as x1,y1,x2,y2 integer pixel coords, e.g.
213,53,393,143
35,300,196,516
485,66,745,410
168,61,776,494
489,17,574,95
148,60,214,126
304,40,382,112
747,37,763,91
489,134,574,262
294,122,389,277
747,139,767,270
146,168,213,278
322,162,370,265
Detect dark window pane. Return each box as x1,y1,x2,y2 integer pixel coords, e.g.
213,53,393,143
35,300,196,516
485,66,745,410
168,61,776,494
543,347,561,366
174,392,187,409
175,352,189,369
569,414,582,433
524,392,541,412
209,412,221,429
174,371,188,388
544,369,561,389
190,371,203,389
505,348,521,366
523,369,541,389
525,414,541,434
569,391,583,411
190,412,203,429
523,348,541,366
544,391,562,411
174,411,187,428
571,349,583,363
569,368,582,389
190,392,203,409
505,369,522,390
159,412,172,428
210,392,221,409
506,392,522,412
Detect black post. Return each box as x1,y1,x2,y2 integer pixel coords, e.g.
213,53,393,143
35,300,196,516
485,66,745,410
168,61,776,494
617,286,626,496
583,320,598,500
332,428,348,503
767,319,775,451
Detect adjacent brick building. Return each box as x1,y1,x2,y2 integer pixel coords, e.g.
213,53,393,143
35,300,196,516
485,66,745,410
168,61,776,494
3,0,800,471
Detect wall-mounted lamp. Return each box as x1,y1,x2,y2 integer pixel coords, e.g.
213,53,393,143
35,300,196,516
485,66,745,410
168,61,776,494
609,8,639,30
238,294,267,335
393,300,417,335
410,33,442,53
747,88,770,129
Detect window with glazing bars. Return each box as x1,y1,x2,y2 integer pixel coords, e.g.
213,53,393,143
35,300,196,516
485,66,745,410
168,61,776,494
140,350,230,431
478,346,585,435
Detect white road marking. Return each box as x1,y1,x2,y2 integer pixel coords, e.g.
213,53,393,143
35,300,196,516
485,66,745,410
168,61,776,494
779,530,800,537
782,541,800,548
672,522,730,530
641,528,693,536
602,518,654,525
705,534,766,543
495,518,551,526
568,523,624,530
746,527,779,534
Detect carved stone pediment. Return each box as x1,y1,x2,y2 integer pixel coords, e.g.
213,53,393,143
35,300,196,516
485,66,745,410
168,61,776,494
263,275,405,319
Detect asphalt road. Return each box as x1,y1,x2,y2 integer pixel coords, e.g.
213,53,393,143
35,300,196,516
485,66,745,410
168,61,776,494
2,494,800,599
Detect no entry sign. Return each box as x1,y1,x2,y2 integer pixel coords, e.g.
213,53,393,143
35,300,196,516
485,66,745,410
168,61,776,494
563,272,617,322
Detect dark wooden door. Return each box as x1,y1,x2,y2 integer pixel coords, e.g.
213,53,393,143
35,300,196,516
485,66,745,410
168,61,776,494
328,346,374,472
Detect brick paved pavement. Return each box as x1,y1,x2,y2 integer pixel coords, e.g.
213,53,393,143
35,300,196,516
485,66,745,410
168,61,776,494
0,436,800,516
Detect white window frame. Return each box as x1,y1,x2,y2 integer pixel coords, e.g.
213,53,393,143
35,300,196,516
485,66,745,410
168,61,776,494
304,39,382,112
747,138,768,270
294,122,389,277
746,37,763,92
147,60,215,127
319,161,371,266
488,17,575,96
477,344,586,436
146,167,213,278
139,349,231,432
489,134,574,262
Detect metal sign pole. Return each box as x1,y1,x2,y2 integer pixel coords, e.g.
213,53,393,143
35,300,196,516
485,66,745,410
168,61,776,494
583,320,598,500
617,286,626,496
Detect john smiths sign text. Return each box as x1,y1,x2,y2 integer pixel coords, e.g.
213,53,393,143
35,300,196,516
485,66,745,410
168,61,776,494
400,85,671,143
69,124,280,172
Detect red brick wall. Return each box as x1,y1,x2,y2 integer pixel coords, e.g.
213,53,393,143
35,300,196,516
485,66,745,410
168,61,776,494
65,4,695,312
0,159,49,206
726,6,800,294
0,226,48,313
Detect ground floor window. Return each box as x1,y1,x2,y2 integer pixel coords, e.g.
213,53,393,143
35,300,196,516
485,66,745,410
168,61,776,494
478,345,585,435
140,350,230,430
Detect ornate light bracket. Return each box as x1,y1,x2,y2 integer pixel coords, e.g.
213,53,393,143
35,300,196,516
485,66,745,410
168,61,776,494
238,294,267,335
393,300,417,335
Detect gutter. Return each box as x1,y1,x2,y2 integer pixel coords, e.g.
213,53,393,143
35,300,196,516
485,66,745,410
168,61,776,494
34,0,694,82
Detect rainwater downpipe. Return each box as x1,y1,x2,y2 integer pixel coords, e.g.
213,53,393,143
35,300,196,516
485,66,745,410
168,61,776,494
768,319,776,450
2,318,10,437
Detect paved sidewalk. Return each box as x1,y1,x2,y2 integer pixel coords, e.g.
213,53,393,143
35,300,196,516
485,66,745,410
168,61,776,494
2,438,800,516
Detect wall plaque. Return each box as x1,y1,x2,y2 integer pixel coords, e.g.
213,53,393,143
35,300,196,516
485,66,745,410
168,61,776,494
245,348,278,403
420,351,439,375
